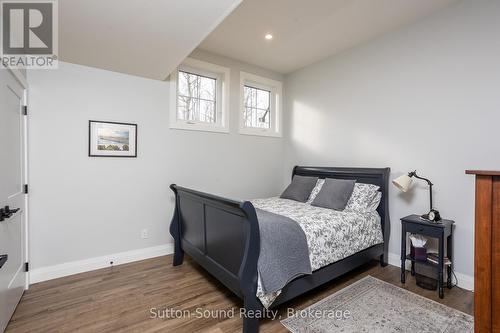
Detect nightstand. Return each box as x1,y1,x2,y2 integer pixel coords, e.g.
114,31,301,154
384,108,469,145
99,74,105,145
400,214,454,299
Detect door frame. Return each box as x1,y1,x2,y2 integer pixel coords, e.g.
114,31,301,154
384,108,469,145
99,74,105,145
7,67,29,290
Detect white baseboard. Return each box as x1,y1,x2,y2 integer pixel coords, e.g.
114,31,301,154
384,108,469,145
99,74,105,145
30,243,174,284
29,246,474,292
387,252,474,291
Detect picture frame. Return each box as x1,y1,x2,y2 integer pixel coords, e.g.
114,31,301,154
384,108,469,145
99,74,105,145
88,120,137,157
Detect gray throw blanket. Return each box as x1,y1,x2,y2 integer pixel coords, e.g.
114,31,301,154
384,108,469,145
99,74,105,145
256,208,312,294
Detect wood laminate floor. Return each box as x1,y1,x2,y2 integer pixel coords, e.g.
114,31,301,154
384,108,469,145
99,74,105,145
6,255,473,333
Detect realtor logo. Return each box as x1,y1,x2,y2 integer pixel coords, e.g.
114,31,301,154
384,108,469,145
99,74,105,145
1,0,58,69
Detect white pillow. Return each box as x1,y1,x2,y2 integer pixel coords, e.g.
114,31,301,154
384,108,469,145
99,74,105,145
306,179,325,204
366,191,382,212
345,183,380,212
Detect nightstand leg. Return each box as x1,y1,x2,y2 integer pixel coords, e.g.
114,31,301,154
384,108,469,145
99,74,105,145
447,234,453,289
438,235,444,299
411,260,415,276
401,227,406,284
447,267,452,289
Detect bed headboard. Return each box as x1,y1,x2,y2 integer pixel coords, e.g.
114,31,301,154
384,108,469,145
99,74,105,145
293,166,391,250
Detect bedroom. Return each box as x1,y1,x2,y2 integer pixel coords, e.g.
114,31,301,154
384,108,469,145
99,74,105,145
0,0,498,332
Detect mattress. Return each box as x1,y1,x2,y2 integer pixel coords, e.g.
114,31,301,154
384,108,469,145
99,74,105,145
251,197,384,308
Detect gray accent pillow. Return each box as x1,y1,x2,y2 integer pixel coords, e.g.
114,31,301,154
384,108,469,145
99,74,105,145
311,178,356,210
280,176,319,202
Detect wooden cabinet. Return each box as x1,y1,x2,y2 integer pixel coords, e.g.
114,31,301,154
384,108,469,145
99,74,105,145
466,170,500,332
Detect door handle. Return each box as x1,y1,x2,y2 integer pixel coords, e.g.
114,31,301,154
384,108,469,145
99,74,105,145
0,254,7,269
0,206,20,221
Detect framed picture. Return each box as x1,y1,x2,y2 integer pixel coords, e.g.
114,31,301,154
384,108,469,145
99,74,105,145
89,120,137,157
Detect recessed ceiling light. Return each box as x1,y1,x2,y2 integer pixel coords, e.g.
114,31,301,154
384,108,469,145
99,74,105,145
265,34,273,40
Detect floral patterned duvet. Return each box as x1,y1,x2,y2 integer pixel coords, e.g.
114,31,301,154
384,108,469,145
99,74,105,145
251,197,384,308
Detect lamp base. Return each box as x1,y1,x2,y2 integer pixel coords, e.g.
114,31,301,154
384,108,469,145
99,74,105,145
420,213,431,221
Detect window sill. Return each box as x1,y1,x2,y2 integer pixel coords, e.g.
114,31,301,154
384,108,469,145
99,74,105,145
170,122,229,134
239,128,282,138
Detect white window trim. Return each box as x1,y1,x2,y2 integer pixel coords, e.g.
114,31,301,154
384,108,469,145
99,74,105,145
239,71,282,137
170,58,230,133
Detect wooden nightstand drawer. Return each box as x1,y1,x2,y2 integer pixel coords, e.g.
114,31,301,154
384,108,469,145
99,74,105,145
404,222,443,238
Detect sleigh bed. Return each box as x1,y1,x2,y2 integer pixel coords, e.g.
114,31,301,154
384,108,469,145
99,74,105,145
169,166,390,333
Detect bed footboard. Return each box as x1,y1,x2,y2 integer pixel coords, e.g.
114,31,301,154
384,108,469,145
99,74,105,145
169,184,262,332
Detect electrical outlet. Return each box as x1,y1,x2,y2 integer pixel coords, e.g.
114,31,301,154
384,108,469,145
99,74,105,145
141,229,148,239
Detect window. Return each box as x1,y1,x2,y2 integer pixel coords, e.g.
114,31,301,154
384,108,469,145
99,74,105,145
243,85,271,129
170,58,230,133
177,71,217,123
239,72,282,137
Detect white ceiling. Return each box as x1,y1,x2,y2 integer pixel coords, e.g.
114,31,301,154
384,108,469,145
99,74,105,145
58,0,242,80
199,0,458,74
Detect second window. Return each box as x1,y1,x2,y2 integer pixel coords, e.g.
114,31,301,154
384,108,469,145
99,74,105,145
240,72,282,137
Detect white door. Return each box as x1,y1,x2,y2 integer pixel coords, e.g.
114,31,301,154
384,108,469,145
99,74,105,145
0,69,27,332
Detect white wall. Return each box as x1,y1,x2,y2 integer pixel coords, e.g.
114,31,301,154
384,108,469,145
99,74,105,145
28,53,285,277
29,0,498,287
284,0,500,284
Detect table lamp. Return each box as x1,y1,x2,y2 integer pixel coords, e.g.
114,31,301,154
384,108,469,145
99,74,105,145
393,171,441,222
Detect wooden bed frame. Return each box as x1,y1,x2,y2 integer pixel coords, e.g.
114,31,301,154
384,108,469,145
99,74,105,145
169,166,390,333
